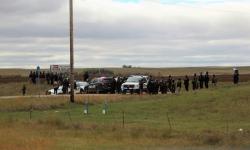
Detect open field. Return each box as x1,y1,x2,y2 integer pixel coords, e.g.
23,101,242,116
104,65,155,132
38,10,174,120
0,82,250,149
0,81,53,96
1,66,250,77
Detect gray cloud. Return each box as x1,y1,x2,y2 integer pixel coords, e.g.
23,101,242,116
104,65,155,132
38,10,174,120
0,0,250,68
0,0,66,15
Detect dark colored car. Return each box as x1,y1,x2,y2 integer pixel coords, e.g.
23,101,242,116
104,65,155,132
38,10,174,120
87,77,115,94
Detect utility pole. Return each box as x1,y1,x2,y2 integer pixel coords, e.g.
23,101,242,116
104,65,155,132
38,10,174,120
69,0,74,103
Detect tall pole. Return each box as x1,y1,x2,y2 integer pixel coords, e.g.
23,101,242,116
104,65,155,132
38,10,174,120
69,0,74,103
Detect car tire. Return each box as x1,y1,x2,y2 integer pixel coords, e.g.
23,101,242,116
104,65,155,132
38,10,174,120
96,89,100,94
80,89,84,94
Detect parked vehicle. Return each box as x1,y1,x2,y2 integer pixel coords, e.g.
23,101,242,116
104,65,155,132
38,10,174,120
121,75,148,94
46,86,68,95
87,77,115,94
75,81,89,94
46,81,88,95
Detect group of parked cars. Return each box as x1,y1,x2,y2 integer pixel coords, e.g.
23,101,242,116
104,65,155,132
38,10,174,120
47,75,149,95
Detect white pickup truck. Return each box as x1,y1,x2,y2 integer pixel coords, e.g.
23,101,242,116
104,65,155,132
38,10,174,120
121,75,148,94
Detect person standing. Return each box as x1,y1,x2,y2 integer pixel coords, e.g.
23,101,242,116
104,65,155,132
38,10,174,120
83,71,89,81
53,81,59,95
22,84,26,96
192,73,198,90
212,74,217,87
176,78,182,93
168,75,173,93
233,69,239,84
171,80,176,93
116,76,122,94
204,71,210,89
111,77,116,94
184,75,189,91
139,79,144,95
147,76,153,94
198,72,204,89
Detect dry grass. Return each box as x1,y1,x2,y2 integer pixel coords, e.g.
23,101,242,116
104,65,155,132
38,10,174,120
0,97,68,111
0,81,53,96
1,83,250,149
0,119,250,150
0,121,55,150
0,94,146,112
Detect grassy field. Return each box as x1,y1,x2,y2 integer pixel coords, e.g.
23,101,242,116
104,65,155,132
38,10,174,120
0,82,250,149
1,66,250,77
0,81,53,96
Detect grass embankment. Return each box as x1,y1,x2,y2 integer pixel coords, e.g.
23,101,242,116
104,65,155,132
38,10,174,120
0,83,250,149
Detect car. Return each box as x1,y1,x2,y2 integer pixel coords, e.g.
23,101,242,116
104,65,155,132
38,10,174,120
121,75,148,94
87,77,115,94
46,86,66,95
46,81,86,95
75,81,89,94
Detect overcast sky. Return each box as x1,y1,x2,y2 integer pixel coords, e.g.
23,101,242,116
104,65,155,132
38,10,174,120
0,0,250,68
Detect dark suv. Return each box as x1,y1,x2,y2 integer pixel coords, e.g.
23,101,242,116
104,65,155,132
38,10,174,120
87,77,115,94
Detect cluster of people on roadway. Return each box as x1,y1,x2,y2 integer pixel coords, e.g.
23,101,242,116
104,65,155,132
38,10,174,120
146,72,217,94
27,69,240,95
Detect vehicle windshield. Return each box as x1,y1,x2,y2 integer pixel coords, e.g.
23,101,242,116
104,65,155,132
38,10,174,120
126,77,142,83
102,78,113,83
77,82,88,86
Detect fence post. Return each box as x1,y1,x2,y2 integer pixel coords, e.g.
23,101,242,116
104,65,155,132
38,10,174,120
122,111,125,128
167,112,172,132
102,100,108,115
67,111,72,122
29,105,33,120
84,100,89,115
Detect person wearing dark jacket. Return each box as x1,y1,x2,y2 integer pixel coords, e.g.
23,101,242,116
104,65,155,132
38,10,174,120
184,75,189,91
204,71,210,89
22,84,26,96
160,80,168,94
233,69,239,84
192,73,198,90
139,79,144,94
198,72,204,89
147,76,153,94
83,71,89,81
171,80,176,93
111,77,116,94
168,75,173,92
116,77,122,94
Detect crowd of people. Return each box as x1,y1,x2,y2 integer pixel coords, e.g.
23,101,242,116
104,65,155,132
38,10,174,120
27,69,240,95
29,71,70,94
146,71,218,95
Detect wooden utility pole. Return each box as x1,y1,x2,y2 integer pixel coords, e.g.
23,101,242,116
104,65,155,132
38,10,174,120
69,0,74,103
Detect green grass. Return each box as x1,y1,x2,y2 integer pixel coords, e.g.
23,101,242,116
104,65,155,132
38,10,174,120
0,83,250,149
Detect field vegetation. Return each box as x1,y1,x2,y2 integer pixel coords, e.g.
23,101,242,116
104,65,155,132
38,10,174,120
0,82,250,149
0,81,53,96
